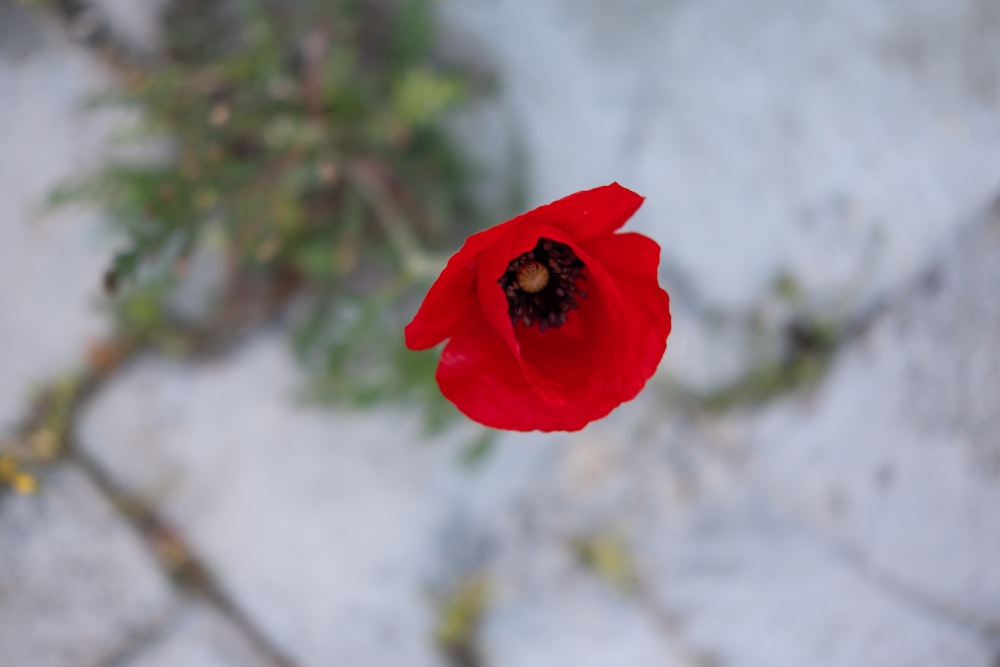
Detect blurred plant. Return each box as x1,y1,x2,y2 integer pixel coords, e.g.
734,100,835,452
0,456,38,495
434,574,489,667
696,273,841,412
0,372,90,496
573,532,639,593
52,0,494,424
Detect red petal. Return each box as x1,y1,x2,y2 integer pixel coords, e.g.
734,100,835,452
579,232,664,283
436,315,597,431
473,227,542,355
514,183,644,243
435,230,669,431
578,232,672,392
404,223,512,350
405,183,641,350
510,232,671,427
407,185,667,431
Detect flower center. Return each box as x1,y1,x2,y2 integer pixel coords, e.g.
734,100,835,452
498,238,587,331
516,261,550,293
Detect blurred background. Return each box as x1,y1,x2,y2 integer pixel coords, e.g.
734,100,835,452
1,0,999,665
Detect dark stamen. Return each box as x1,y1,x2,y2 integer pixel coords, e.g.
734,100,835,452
498,237,587,331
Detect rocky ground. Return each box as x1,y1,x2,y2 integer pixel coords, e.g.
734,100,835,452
2,1,999,666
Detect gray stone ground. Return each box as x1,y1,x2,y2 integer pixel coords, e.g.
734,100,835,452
0,466,174,667
2,1,1000,666
0,2,114,433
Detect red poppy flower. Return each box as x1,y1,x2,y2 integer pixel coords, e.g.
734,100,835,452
405,183,671,432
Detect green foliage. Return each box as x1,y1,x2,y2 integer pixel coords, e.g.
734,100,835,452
56,0,494,423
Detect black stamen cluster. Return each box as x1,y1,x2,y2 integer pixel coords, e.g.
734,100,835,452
498,237,587,331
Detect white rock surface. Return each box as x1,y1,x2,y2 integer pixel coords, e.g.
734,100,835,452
472,430,996,667
635,496,995,667
438,0,1000,387
123,602,278,667
0,466,175,667
744,212,1000,629
481,571,698,667
78,334,714,666
78,337,454,667
0,8,117,433
77,328,999,666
